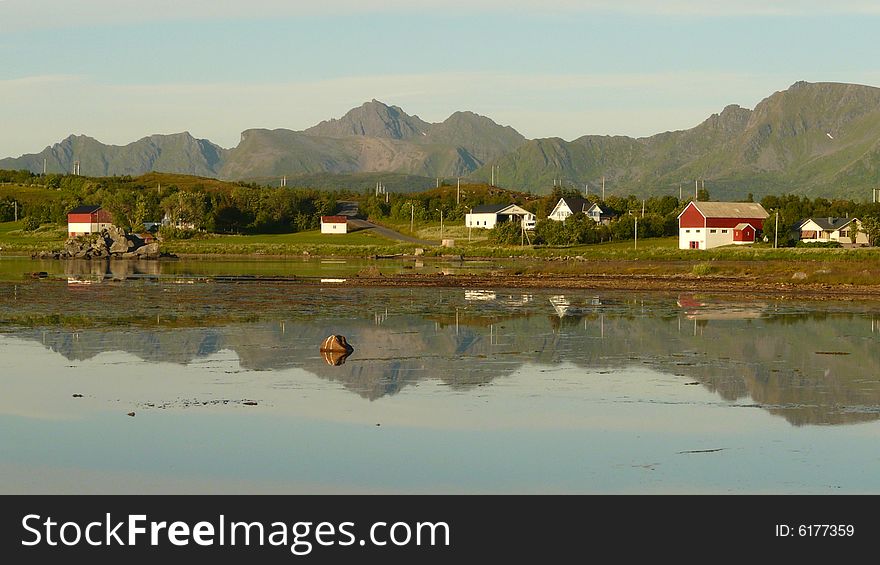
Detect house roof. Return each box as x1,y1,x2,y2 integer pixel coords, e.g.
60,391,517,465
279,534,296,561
558,197,590,214
733,222,755,230
799,217,856,231
320,216,348,223
587,202,618,216
684,201,769,219
470,204,510,214
68,205,102,215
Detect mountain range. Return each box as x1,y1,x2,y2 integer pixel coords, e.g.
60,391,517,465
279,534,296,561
3,81,880,200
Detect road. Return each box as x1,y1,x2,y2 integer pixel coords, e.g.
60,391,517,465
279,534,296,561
348,218,437,246
336,200,437,245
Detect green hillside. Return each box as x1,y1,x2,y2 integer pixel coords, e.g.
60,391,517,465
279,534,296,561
479,82,880,200
4,82,880,200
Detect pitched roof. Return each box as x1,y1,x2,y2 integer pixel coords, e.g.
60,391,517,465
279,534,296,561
320,216,348,223
558,197,590,214
470,204,510,214
68,205,102,215
688,201,769,219
733,222,755,230
800,217,855,231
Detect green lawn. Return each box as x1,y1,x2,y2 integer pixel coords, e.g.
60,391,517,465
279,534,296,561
162,228,413,256
0,221,68,252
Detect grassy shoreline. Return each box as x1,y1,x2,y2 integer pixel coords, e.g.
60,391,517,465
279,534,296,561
4,220,880,289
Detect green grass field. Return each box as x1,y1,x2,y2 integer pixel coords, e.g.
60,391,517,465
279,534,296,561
0,221,68,252
161,227,412,256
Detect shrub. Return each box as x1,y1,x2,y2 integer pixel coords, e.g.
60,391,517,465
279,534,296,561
691,263,714,276
21,216,40,231
795,240,841,248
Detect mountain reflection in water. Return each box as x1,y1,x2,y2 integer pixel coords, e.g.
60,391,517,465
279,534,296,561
3,281,880,427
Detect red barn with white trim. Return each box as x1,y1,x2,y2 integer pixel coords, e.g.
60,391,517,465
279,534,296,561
677,201,768,249
68,205,113,237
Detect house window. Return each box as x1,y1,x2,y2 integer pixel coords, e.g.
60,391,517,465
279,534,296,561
710,229,717,234
695,229,701,233
721,229,728,234
685,229,691,233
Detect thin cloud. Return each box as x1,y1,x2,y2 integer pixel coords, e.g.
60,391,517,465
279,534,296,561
3,0,880,31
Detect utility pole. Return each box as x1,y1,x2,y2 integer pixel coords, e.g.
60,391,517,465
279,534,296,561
411,204,414,234
43,158,47,176
14,201,18,222
642,199,645,218
584,184,588,198
491,166,495,187
601,176,605,201
634,216,638,249
774,211,779,249
157,183,161,196
679,183,682,201
695,179,698,200
457,178,460,205
436,178,440,188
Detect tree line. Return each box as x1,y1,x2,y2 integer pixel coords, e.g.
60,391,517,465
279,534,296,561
4,168,880,246
0,170,338,235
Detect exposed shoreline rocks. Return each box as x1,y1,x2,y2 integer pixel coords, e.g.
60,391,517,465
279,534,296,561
32,226,175,260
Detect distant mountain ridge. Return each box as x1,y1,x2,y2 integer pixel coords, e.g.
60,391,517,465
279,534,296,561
4,81,880,199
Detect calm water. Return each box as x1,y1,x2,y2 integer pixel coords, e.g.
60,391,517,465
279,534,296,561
1,261,880,493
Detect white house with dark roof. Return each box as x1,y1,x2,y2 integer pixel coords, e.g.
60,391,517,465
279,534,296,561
797,217,869,246
678,201,769,249
465,204,535,230
548,197,590,222
548,197,617,224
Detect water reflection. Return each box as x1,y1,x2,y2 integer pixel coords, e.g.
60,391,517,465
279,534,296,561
2,281,880,426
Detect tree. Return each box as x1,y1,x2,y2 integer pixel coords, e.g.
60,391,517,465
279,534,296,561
848,220,861,245
860,216,880,246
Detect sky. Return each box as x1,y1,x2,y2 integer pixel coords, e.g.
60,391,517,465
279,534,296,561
2,0,880,157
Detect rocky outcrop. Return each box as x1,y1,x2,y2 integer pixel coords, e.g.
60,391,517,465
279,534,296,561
35,226,162,260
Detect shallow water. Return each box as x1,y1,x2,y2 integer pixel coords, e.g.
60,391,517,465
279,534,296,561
2,275,880,493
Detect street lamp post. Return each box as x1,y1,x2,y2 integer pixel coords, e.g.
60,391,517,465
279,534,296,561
436,208,444,242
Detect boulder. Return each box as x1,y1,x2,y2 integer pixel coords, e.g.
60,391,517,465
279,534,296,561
134,242,160,258
320,335,354,353
321,349,351,366
105,225,132,253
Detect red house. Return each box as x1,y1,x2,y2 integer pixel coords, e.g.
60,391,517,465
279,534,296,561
68,205,113,237
678,201,768,249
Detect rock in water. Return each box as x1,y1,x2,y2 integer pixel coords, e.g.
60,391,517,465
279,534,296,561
320,335,353,366
321,349,352,366
320,335,354,353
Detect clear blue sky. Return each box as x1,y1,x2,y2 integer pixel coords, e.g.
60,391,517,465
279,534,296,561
2,0,879,157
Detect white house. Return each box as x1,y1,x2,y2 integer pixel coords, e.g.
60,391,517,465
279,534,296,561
797,217,869,246
678,201,769,249
320,215,349,234
548,197,590,222
548,197,616,224
465,204,535,230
